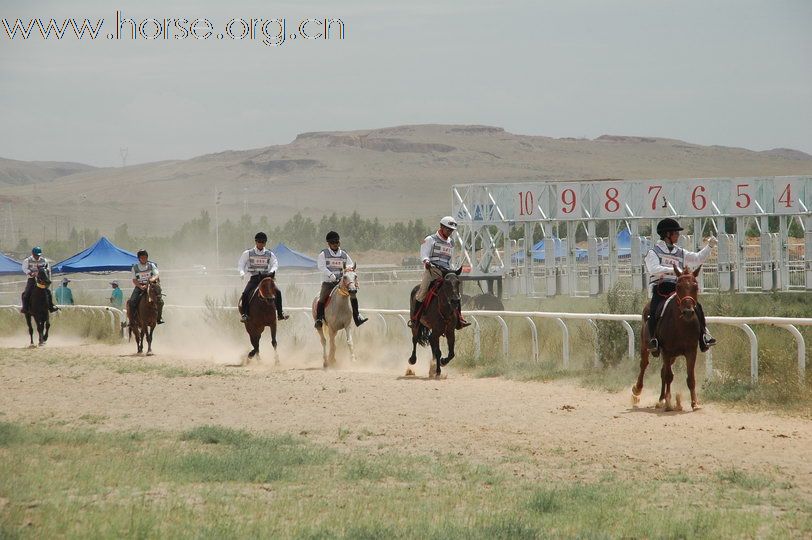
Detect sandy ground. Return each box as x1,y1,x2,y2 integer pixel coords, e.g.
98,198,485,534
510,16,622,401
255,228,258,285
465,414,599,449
1,332,811,501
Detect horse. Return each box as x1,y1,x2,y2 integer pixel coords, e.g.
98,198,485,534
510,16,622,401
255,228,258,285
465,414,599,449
407,266,463,379
243,274,279,365
632,265,703,411
23,268,51,347
311,267,359,368
128,281,161,355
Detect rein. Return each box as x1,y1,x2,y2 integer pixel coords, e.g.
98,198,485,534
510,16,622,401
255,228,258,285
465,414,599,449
675,274,697,309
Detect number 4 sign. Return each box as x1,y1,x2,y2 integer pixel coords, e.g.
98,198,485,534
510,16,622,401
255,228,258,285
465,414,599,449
773,178,805,214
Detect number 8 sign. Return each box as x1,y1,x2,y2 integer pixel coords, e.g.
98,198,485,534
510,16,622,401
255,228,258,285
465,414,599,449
596,182,628,218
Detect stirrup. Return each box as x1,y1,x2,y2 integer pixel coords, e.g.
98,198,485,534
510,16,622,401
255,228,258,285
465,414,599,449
157,319,165,325
240,314,249,323
407,318,418,328
647,338,659,352
278,312,289,320
457,319,471,329
354,316,368,327
314,319,323,329
49,306,60,313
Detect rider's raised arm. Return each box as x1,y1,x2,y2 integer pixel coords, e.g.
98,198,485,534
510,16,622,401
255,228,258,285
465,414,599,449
420,235,433,265
43,259,51,281
267,251,278,275
683,243,712,269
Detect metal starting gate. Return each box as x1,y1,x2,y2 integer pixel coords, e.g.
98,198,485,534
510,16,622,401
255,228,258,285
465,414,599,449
452,176,812,297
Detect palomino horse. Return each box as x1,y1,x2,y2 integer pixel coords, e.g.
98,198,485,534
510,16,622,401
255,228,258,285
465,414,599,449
128,281,161,355
23,267,51,347
311,267,359,368
243,274,279,364
407,266,463,379
632,265,703,411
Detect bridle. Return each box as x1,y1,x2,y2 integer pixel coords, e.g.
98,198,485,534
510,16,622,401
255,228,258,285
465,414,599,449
675,273,697,310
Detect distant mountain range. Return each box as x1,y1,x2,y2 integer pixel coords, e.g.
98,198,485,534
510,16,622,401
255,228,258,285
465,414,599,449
2,124,810,244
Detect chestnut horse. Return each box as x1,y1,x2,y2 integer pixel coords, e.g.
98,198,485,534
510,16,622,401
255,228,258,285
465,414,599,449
632,265,703,411
24,267,51,347
128,281,161,355
407,267,463,379
244,275,279,364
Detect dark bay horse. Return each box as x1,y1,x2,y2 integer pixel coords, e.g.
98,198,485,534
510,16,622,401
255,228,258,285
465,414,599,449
128,281,161,355
407,267,463,379
244,275,279,364
311,267,359,368
24,268,51,347
632,265,703,411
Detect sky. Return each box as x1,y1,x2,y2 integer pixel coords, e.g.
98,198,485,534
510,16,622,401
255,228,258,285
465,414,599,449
1,0,810,167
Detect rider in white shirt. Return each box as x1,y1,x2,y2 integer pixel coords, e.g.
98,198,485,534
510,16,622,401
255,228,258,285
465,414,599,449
237,231,288,322
410,216,469,329
645,218,717,353
20,246,58,314
314,231,367,329
129,249,164,324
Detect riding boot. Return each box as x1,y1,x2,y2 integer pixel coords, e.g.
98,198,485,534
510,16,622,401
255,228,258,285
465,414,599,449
314,301,325,328
647,312,659,353
456,309,471,329
696,303,715,352
157,298,165,324
46,289,59,313
408,300,423,328
275,292,289,321
20,294,28,314
350,298,367,326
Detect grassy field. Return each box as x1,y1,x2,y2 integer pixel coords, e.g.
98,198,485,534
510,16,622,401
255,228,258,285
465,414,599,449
2,421,810,539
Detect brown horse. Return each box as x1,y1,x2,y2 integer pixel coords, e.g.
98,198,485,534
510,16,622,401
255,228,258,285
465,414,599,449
407,267,463,379
128,281,161,355
632,265,702,411
243,275,279,365
24,268,51,347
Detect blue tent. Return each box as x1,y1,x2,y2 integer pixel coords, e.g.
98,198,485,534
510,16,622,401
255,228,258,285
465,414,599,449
596,229,652,259
0,252,22,276
513,237,588,263
53,237,138,273
271,243,317,270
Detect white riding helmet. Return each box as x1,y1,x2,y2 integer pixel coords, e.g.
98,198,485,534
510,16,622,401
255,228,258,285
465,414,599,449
440,216,458,230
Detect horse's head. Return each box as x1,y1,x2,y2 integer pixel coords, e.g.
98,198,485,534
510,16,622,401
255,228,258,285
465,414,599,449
35,268,51,289
258,276,276,300
339,265,359,297
673,263,701,317
441,270,462,305
146,280,162,304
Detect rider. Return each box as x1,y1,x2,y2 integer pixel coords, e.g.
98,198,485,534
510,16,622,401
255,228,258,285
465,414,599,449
410,216,470,329
20,247,59,314
645,218,717,353
128,249,165,324
314,231,368,329
237,232,289,323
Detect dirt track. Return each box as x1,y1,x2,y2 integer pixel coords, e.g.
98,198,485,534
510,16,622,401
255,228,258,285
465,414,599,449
1,336,811,501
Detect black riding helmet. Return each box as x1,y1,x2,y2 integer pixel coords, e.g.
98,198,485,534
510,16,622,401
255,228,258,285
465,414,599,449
326,231,340,243
255,232,268,242
136,249,148,258
656,218,683,238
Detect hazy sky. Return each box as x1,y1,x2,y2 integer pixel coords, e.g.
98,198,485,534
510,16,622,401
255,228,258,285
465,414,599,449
1,0,810,166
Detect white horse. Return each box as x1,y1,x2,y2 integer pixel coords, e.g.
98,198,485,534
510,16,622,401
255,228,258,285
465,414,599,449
312,267,359,368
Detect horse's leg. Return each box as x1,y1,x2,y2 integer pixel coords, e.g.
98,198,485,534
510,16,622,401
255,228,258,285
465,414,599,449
345,328,357,363
440,329,455,366
632,342,649,406
43,318,49,343
37,318,45,346
146,325,154,355
656,357,668,408
26,315,34,347
317,326,328,367
687,350,700,410
662,357,676,411
328,329,337,367
429,333,442,378
247,330,260,360
270,321,279,366
134,325,143,354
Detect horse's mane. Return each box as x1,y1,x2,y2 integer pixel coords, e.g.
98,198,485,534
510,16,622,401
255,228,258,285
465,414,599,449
258,276,276,298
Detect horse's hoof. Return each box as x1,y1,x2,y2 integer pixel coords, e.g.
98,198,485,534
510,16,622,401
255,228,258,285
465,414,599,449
655,400,664,409
28,344,36,349
674,394,683,411
404,368,415,377
146,352,154,357
631,393,640,407
408,357,417,365
440,357,453,367
692,402,701,411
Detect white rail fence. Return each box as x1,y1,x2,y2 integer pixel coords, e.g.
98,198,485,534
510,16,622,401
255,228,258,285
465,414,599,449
2,304,809,385
0,304,125,334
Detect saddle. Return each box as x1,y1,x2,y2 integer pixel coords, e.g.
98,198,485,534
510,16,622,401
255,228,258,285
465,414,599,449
412,279,443,320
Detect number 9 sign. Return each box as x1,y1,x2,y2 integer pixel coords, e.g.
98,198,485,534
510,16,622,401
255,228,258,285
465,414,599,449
556,183,581,218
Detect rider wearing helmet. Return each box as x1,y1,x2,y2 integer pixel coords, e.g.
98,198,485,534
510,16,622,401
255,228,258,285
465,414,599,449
237,232,289,323
645,218,718,353
129,249,164,324
314,231,367,329
20,246,59,314
410,216,469,329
